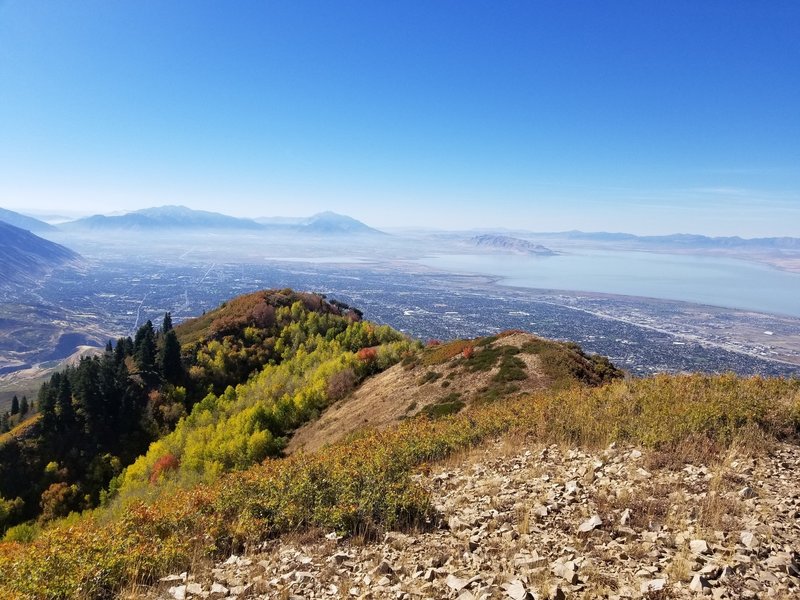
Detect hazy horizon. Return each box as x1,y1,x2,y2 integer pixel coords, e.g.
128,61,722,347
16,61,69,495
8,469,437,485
1,2,798,236
4,202,800,240
4,202,799,240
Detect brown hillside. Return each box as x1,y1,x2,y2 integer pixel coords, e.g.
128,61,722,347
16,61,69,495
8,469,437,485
286,331,621,455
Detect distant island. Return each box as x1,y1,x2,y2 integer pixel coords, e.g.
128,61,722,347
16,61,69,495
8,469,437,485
471,234,558,256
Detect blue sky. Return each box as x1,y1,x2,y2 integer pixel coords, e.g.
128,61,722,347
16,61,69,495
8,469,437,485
1,1,798,235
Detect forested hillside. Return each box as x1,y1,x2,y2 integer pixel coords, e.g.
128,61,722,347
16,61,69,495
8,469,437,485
0,289,411,534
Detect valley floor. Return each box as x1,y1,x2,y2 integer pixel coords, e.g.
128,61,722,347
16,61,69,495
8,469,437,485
142,438,800,600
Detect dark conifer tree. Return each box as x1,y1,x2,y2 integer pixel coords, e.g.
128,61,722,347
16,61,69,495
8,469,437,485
114,337,134,365
38,378,56,431
159,330,183,384
133,321,157,381
72,357,103,434
10,395,19,416
55,375,75,428
19,396,29,417
162,312,173,333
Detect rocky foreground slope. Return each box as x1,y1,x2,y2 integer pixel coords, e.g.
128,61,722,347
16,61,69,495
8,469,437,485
148,438,800,600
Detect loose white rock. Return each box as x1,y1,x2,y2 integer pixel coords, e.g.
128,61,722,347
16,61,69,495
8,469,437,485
578,515,603,534
446,574,469,591
641,579,666,593
168,586,186,600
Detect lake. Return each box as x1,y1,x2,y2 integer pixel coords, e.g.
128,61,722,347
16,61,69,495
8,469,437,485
414,250,800,318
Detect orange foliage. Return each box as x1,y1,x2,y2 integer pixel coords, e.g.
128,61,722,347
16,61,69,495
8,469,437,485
421,339,473,365
149,453,180,484
356,347,377,363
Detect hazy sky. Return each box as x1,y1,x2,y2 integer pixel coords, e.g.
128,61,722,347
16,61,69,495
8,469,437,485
1,1,798,235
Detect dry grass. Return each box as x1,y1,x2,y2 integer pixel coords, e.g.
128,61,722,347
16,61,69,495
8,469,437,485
0,413,41,446
643,434,721,472
528,567,555,597
287,335,553,455
597,482,675,531
643,588,679,600
515,504,532,535
666,547,694,583
694,458,744,533
582,566,620,594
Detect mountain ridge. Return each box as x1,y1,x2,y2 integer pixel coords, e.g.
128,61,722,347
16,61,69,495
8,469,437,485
0,208,56,233
534,230,800,249
60,205,386,235
61,205,264,231
0,221,81,288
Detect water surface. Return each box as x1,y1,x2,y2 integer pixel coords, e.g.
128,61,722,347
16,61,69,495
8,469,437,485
415,250,800,317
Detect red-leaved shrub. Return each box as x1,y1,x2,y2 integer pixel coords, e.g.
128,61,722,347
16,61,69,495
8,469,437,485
356,347,377,363
150,453,180,484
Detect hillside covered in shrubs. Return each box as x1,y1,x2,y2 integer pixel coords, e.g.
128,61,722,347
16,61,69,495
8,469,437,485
0,290,797,599
0,289,410,534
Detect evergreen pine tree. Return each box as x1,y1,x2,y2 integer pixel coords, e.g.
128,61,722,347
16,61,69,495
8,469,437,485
10,396,19,416
159,330,183,384
19,396,29,417
55,375,75,425
72,357,102,433
162,312,173,333
133,321,157,378
37,378,57,431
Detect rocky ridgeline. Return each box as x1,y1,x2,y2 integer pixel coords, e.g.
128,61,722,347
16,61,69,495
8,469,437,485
147,441,800,599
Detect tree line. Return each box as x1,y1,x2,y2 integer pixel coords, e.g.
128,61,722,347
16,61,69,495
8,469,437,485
0,313,183,530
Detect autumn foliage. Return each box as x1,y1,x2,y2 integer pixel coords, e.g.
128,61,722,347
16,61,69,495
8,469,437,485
356,347,378,362
149,453,180,484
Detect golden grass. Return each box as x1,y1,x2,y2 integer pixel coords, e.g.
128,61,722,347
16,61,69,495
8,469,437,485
0,413,41,446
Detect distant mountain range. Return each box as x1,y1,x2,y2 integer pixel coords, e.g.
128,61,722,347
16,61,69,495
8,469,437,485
536,230,800,250
0,221,81,288
294,211,386,235
0,208,56,233
61,205,264,231
3,203,797,248
471,234,557,256
59,205,385,236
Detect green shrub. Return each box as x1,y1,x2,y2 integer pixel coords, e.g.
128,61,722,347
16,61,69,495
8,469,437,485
418,371,442,385
421,401,466,419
